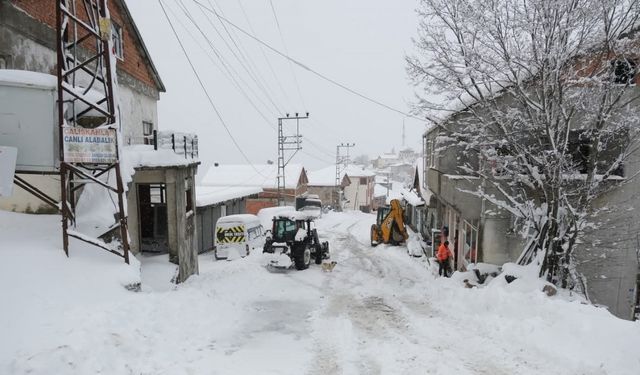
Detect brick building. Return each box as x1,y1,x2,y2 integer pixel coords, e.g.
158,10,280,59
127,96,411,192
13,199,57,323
201,164,308,214
0,0,201,282
0,0,164,143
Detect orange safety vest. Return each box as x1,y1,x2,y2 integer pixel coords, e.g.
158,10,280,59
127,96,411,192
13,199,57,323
437,243,451,261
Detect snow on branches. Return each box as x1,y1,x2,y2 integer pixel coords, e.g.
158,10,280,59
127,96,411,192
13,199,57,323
408,0,640,288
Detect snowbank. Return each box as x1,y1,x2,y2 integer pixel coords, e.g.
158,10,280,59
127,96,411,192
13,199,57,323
0,211,140,371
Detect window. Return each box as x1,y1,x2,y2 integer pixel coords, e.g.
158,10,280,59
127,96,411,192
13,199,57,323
463,220,478,264
185,188,193,213
567,129,625,177
426,136,437,168
360,177,367,184
612,58,637,85
0,56,6,69
149,184,166,204
143,121,153,145
111,22,124,59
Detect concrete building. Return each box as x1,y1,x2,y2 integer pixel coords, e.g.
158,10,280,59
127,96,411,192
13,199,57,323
342,165,376,212
307,165,351,209
372,152,399,169
201,164,309,214
0,0,165,214
421,71,640,320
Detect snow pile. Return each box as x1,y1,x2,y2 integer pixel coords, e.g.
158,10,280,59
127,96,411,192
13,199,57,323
121,145,198,177
295,228,307,241
257,205,295,229
401,188,424,206
0,211,140,372
0,69,57,89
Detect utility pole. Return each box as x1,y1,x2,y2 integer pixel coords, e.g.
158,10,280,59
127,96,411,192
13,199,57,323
277,112,308,206
335,142,355,211
56,0,129,263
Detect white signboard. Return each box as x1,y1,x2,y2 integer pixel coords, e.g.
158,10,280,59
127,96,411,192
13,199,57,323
0,146,18,197
63,127,117,163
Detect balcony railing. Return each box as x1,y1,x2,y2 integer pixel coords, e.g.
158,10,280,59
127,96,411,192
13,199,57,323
126,130,198,159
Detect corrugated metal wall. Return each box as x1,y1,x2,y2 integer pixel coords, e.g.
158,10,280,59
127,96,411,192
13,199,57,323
195,198,247,253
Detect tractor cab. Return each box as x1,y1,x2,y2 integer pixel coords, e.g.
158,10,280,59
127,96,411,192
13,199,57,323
263,211,330,270
376,206,391,226
271,216,300,243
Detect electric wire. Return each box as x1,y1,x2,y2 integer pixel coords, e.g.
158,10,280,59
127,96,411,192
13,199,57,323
158,0,265,176
176,0,279,115
166,1,335,167
267,0,307,110
237,0,294,109
207,0,284,114
171,1,277,119
191,0,425,122
190,0,283,115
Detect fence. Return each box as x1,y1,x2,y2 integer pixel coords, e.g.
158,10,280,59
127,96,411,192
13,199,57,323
127,130,198,159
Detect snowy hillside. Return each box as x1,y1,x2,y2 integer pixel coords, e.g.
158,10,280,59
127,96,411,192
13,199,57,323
1,210,639,374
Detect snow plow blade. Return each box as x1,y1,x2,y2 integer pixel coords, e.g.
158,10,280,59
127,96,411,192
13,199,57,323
265,262,292,273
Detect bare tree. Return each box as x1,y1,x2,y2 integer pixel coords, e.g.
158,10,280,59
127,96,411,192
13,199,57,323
407,0,640,287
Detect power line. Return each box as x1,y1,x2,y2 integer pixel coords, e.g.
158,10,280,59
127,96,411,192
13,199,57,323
164,2,334,167
178,0,282,115
191,0,425,122
158,0,265,176
237,0,294,109
168,1,276,119
202,0,284,114
268,0,307,110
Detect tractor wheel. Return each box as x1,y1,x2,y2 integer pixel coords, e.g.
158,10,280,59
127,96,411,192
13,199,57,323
391,223,404,245
370,224,379,247
314,246,323,264
294,244,311,270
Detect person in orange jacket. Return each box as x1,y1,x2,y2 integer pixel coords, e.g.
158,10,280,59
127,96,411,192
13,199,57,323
437,241,453,277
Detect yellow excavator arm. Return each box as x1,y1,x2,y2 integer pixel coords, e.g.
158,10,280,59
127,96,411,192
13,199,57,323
371,199,408,246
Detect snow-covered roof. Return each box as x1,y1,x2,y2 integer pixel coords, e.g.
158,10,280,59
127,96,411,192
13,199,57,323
307,165,345,187
401,189,425,207
216,214,261,225
344,165,376,178
0,70,57,89
274,211,319,221
196,186,262,207
202,164,305,189
122,145,199,172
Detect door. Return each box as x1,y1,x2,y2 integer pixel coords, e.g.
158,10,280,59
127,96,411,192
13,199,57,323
138,184,169,252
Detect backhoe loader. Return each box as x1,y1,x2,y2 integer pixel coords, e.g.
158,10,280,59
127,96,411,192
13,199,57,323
370,199,408,246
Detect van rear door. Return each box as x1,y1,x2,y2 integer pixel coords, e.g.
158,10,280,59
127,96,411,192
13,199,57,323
216,224,246,245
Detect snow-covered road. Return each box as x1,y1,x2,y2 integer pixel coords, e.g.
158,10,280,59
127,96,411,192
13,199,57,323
2,210,640,374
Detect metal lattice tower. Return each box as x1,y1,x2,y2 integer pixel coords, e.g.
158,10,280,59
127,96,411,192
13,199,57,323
56,0,130,263
277,113,308,206
335,142,355,210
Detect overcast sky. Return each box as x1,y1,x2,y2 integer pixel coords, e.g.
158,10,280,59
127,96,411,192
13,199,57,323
125,0,426,173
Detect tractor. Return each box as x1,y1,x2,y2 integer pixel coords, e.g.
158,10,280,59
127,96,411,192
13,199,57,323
263,211,330,270
371,199,408,246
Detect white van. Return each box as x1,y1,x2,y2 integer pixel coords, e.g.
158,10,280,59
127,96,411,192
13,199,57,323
214,214,265,260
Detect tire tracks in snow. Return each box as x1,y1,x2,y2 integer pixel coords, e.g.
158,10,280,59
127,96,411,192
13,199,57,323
307,225,435,374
